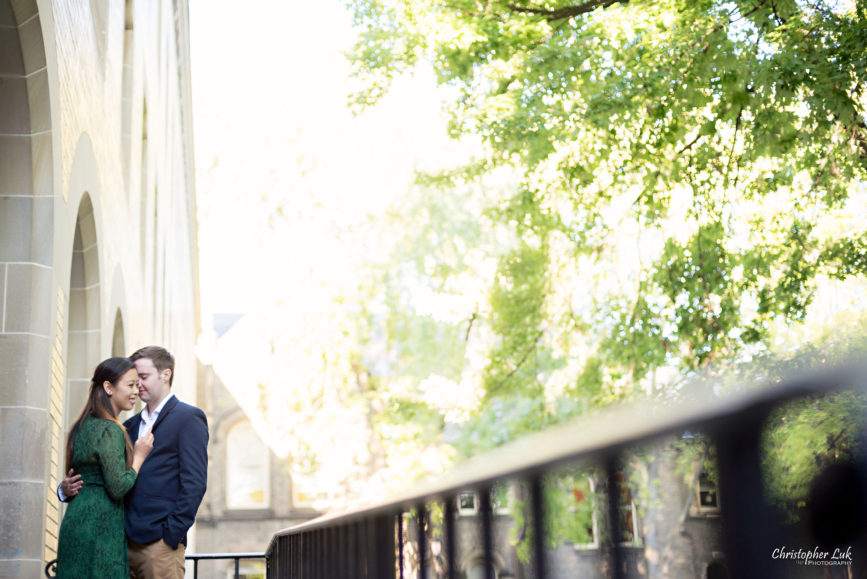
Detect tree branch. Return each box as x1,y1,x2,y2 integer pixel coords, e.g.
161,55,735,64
724,105,744,189
853,118,867,159
465,312,478,342
506,0,627,22
677,132,703,155
769,0,788,25
491,330,545,391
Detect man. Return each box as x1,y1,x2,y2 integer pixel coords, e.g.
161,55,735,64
62,346,208,579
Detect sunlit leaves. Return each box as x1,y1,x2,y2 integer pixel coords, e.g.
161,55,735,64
339,5,867,515
349,0,867,386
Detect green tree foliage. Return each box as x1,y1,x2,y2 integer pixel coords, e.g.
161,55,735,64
763,391,866,518
347,0,867,408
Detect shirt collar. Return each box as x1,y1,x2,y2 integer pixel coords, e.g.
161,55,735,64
141,392,175,425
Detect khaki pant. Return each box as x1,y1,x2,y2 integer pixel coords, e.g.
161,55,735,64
128,538,186,579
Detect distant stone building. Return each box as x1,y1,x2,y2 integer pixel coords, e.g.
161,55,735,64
0,0,198,575
193,349,320,578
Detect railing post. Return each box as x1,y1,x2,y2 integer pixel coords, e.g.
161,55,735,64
318,527,324,579
328,526,335,579
339,523,348,578
444,496,456,579
305,530,311,579
365,513,395,578
529,474,546,579
605,455,626,579
478,485,494,579
417,505,427,579
397,511,405,579
713,405,782,579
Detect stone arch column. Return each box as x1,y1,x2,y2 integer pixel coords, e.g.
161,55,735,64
120,0,135,187
0,0,57,575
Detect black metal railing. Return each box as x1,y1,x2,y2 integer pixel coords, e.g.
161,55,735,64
45,552,265,578
266,363,867,578
186,552,266,578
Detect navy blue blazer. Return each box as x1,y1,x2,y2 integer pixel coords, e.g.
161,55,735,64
123,395,208,549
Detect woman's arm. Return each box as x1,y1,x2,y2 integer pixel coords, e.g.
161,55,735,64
96,423,139,501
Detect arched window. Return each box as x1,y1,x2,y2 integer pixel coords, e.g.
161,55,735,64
226,421,269,509
615,472,641,545
467,561,497,579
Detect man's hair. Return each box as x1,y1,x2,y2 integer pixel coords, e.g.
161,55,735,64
130,345,175,386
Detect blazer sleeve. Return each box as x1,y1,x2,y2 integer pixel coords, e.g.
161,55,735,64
163,407,209,549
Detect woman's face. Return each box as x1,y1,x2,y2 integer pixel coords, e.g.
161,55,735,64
107,367,140,415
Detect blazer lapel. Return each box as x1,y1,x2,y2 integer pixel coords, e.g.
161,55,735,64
125,412,143,443
150,395,179,434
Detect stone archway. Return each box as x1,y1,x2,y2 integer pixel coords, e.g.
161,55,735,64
65,194,102,429
112,308,125,357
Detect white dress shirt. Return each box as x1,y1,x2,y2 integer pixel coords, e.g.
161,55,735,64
139,392,174,437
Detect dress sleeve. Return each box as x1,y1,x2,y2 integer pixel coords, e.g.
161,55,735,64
97,422,138,501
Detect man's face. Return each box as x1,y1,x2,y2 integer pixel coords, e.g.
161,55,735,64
134,357,171,407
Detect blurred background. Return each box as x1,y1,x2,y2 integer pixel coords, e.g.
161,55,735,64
190,0,867,510
2,0,864,576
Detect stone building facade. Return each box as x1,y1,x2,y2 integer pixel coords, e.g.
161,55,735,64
0,0,198,576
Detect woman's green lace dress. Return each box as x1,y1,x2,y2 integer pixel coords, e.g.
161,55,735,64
56,415,137,578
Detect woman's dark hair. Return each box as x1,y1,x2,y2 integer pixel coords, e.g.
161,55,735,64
64,357,136,471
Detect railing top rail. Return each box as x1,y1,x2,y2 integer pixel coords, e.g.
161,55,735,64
46,553,268,577
184,553,265,560
269,361,867,545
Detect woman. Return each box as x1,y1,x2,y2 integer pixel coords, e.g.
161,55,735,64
56,357,154,578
